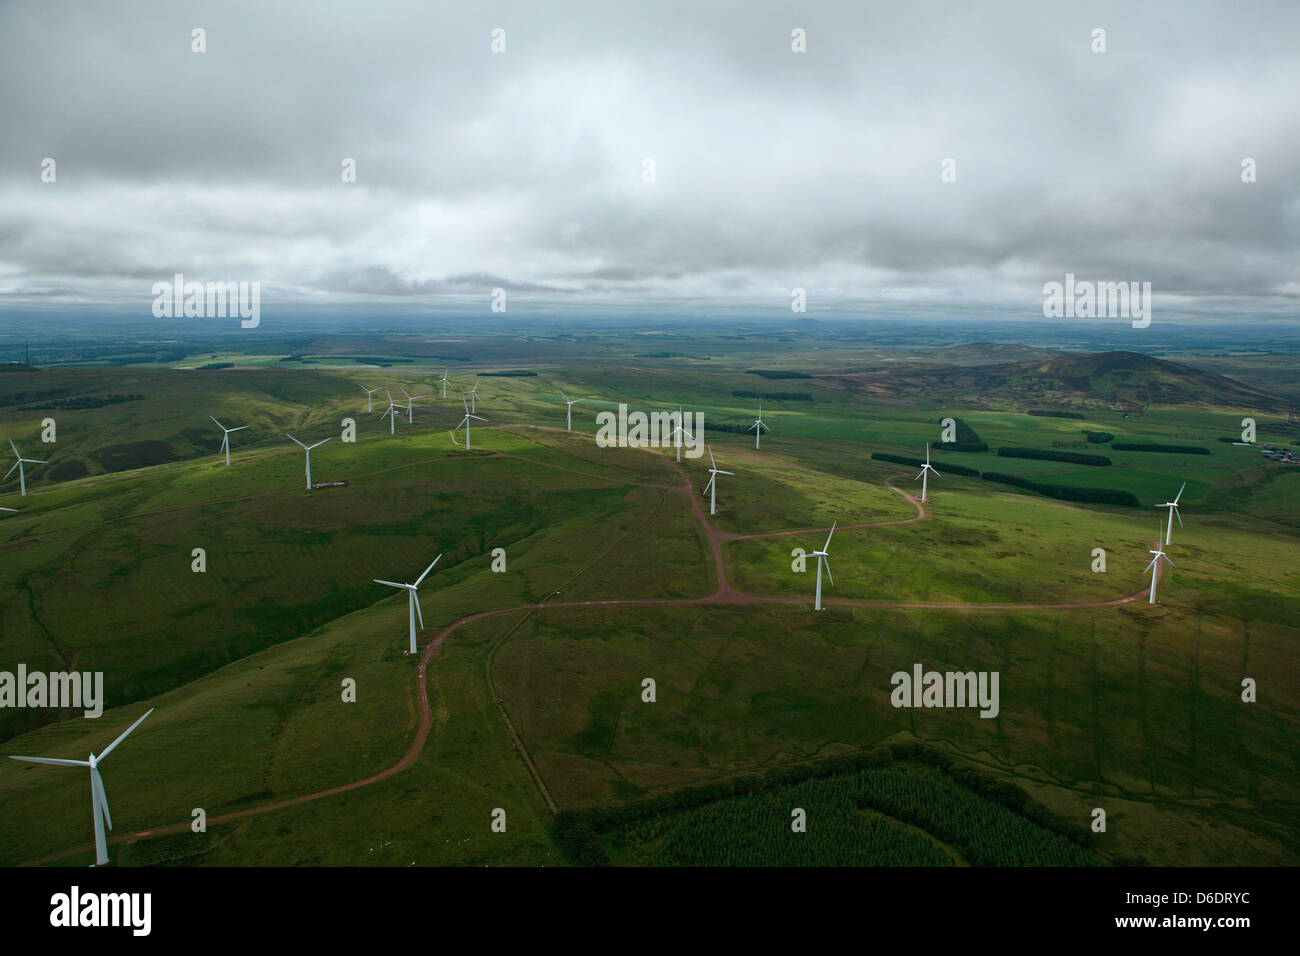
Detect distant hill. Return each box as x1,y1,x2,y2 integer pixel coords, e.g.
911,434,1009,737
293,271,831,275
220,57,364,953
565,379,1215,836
850,349,1283,411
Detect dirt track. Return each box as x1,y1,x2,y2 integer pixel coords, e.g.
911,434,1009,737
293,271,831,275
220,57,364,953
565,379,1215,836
23,429,1157,865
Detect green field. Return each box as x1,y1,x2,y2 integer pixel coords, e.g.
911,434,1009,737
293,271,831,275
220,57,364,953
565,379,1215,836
1,341,1297,867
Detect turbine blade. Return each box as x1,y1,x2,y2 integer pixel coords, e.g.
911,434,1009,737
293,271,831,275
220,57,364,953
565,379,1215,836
98,708,154,760
3,462,18,481
823,521,836,552
93,768,112,830
414,554,442,586
413,591,425,630
230,426,249,432
1174,481,1186,504
822,556,833,587
1163,555,1176,568
930,468,941,478
708,446,716,469
1143,556,1158,573
286,434,306,448
309,438,332,449
1175,508,1183,527
211,417,225,429
915,469,925,480
374,579,406,589
8,755,90,767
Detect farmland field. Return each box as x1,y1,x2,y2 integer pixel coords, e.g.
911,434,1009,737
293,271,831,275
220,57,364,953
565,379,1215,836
1,334,1298,869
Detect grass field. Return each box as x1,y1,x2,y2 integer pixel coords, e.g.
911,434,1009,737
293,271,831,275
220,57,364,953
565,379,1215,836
1,342,1296,867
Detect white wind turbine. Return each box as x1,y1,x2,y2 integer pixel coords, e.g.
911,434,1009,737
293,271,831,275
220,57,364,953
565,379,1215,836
915,443,941,503
401,387,428,423
360,384,383,413
9,707,154,866
667,407,695,462
286,434,332,489
439,368,450,399
1144,519,1176,604
374,555,441,654
749,401,769,450
5,440,46,497
453,396,487,450
560,391,584,431
380,389,405,435
703,446,733,515
211,417,249,466
811,521,836,611
1156,482,1186,545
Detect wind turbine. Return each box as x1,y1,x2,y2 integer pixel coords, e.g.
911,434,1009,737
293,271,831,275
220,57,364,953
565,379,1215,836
1144,520,1176,604
5,440,46,497
438,368,450,399
811,521,836,611
560,391,584,431
453,397,487,450
748,401,769,450
702,446,733,516
9,708,154,866
360,384,383,413
211,417,249,466
286,434,331,489
666,407,694,462
374,555,441,654
380,389,405,435
915,443,941,503
1156,482,1186,545
401,387,428,423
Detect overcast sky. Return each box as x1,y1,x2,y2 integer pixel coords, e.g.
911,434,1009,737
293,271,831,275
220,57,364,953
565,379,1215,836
0,0,1296,321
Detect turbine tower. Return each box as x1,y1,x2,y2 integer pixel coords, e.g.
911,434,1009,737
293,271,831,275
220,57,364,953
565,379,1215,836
401,387,428,423
703,446,733,516
5,440,46,497
915,443,941,503
374,555,441,654
748,401,769,449
286,434,332,489
560,391,584,431
9,708,155,866
811,521,836,611
211,417,249,466
360,384,382,413
1156,482,1186,545
439,368,450,399
454,397,487,450
1144,520,1176,604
